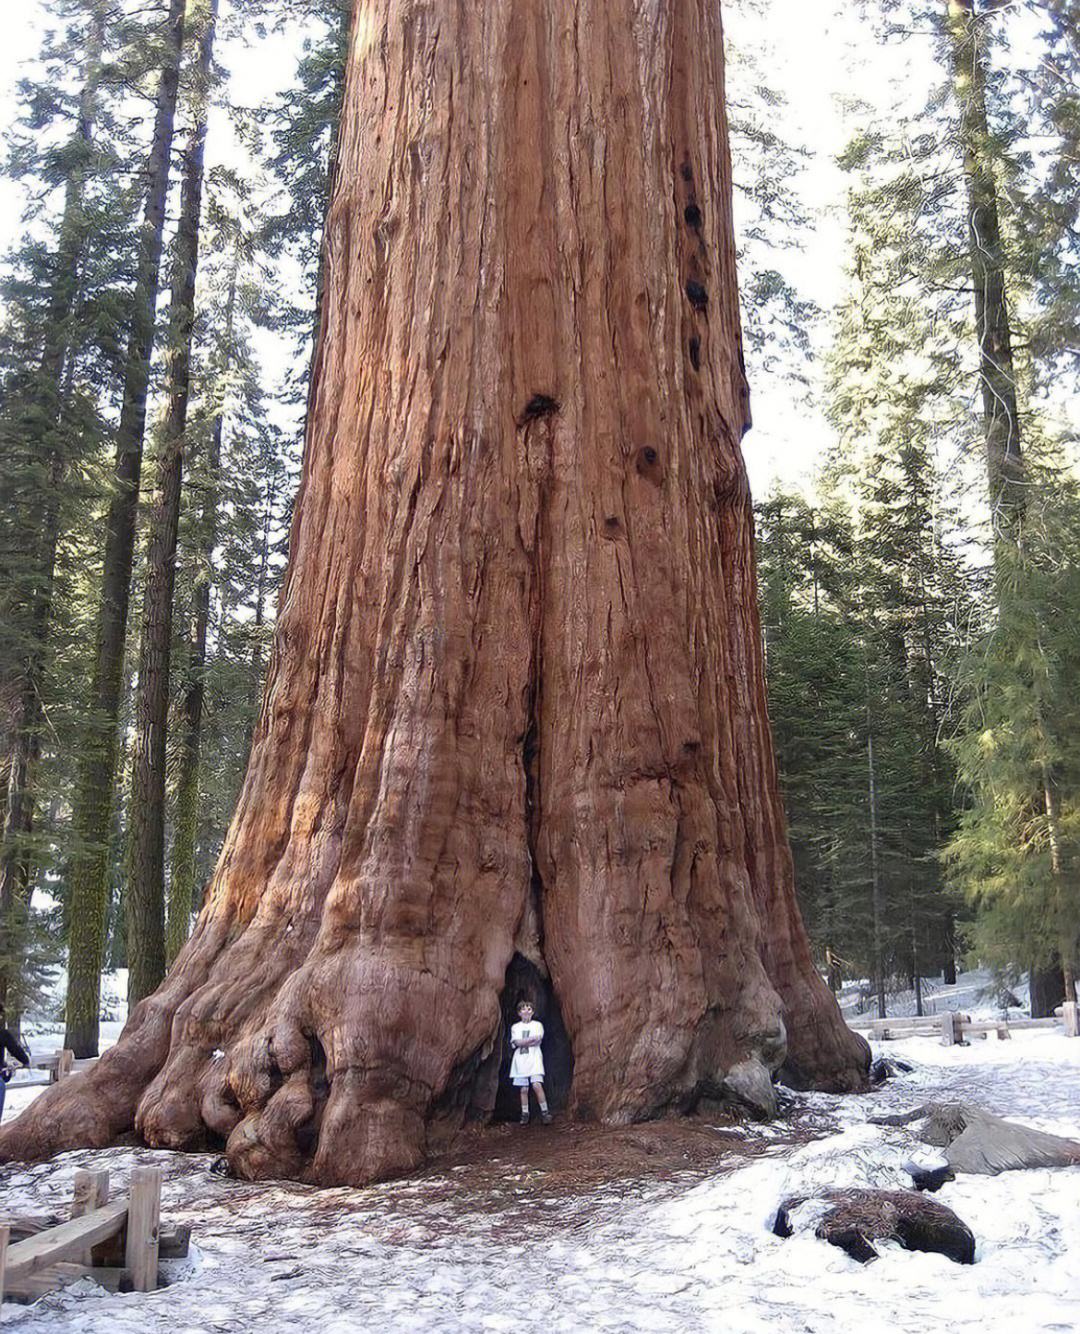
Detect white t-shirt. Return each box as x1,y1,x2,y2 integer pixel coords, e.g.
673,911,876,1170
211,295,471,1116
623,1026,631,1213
509,1021,545,1079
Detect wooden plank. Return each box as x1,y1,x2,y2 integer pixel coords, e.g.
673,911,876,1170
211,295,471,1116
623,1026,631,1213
963,1018,1060,1034
7,1216,62,1242
124,1166,161,1293
72,1169,110,1267
5,1200,128,1283
159,1223,191,1259
4,1262,128,1303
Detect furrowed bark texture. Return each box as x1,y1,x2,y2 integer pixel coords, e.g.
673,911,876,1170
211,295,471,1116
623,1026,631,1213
5,0,867,1185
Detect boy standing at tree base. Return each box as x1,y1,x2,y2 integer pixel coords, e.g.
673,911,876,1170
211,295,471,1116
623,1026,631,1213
510,999,552,1125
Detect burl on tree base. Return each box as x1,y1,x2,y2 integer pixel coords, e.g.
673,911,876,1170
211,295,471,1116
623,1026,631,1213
0,0,867,1186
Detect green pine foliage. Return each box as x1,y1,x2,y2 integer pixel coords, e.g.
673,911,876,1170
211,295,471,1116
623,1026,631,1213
948,456,1080,987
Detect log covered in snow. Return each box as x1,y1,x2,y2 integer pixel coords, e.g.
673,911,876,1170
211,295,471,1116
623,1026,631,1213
773,1188,976,1265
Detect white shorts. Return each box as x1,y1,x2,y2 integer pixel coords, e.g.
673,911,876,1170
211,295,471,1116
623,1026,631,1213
513,1075,544,1087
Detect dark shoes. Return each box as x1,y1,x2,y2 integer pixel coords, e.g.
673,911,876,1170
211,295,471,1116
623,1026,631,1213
520,1112,530,1125
541,1110,553,1125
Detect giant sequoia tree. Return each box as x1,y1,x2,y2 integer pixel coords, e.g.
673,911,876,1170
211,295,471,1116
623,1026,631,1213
0,0,867,1186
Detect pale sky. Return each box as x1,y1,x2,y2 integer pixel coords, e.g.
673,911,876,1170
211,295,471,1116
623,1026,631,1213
0,1,924,498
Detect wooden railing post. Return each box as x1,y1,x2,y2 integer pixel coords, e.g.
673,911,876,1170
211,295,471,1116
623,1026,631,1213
124,1167,161,1293
1,1222,8,1307
941,1011,957,1046
56,1050,75,1082
72,1170,110,1267
1064,1001,1079,1038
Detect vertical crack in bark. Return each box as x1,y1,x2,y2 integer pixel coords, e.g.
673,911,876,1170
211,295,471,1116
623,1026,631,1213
511,410,574,1108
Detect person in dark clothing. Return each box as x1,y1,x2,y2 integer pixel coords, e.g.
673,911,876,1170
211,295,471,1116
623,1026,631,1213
0,1002,32,1122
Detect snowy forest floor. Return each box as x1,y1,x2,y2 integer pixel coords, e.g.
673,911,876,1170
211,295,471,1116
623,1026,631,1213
2,1028,1079,1332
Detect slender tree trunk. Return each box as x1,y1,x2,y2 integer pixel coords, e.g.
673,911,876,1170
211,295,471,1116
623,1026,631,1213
6,0,868,1184
947,0,1070,1010
64,0,189,1057
167,252,234,964
946,0,1025,542
0,1,109,1012
305,0,351,391
1041,765,1078,1004
126,0,218,1006
1030,962,1064,1018
867,729,885,1018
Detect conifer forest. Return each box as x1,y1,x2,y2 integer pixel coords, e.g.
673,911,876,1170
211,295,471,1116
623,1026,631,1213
0,0,1078,1193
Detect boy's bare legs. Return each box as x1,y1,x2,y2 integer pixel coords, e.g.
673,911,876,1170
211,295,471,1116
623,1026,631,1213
519,1087,530,1123
534,1082,552,1124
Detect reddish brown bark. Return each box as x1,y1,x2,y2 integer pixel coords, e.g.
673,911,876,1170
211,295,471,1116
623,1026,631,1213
0,0,867,1186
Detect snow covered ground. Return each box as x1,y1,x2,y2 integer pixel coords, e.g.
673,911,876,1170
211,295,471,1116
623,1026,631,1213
1,1027,1078,1333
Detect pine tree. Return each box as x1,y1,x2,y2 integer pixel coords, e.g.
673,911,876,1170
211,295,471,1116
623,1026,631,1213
848,0,1080,1002
65,0,189,1052
126,0,219,1006
166,244,234,966
0,0,138,1014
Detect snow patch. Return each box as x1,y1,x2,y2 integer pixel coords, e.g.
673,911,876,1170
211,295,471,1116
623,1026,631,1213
0,1030,1077,1331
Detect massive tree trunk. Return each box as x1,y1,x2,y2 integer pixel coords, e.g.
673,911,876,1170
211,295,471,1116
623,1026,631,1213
5,0,867,1185
64,0,189,1056
125,0,219,1006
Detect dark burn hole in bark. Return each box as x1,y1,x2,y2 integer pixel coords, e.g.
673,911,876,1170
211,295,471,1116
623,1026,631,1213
636,446,663,484
519,394,560,425
689,336,701,371
680,159,694,183
295,1033,331,1157
308,1033,330,1100
684,203,703,229
603,515,621,537
493,953,574,1121
685,281,708,312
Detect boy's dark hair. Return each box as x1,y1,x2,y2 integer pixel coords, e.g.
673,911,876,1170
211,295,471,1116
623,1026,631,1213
517,998,533,1012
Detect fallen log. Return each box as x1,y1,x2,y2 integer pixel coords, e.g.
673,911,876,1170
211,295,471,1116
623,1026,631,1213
774,1188,976,1265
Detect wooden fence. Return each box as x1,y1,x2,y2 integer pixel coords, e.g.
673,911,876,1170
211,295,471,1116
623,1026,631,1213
8,1049,98,1090
847,1001,1079,1045
0,1165,188,1305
